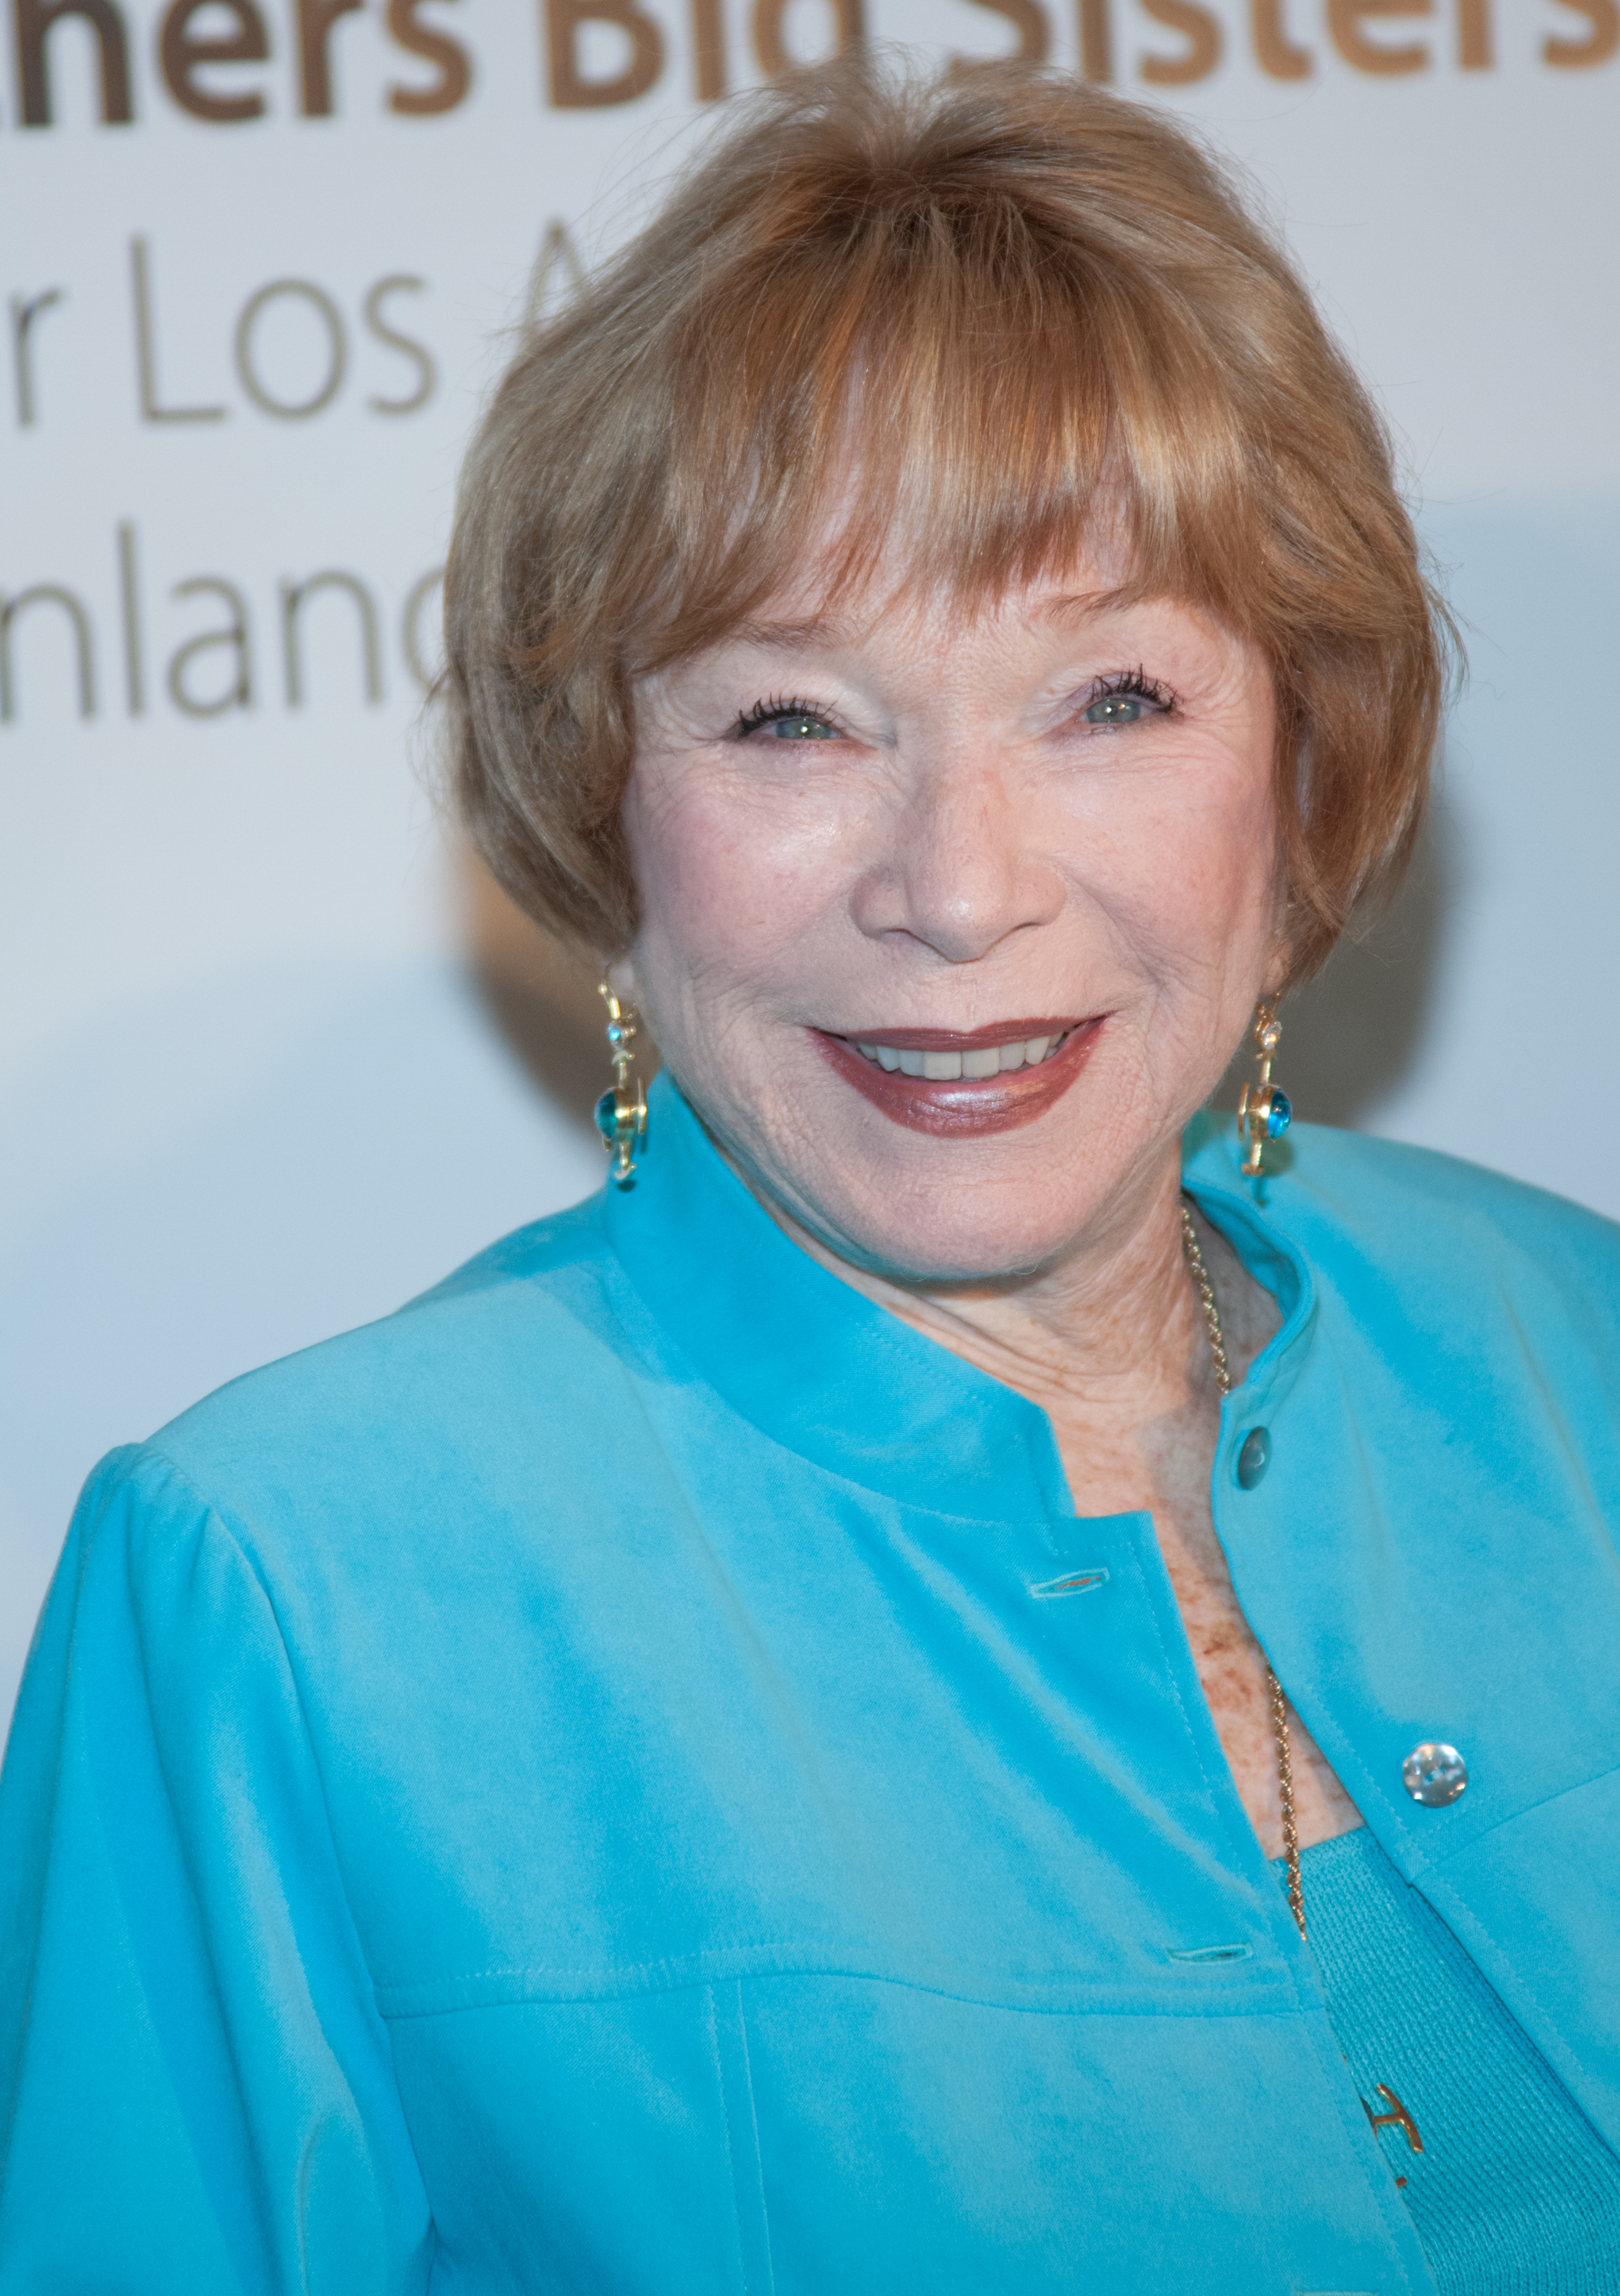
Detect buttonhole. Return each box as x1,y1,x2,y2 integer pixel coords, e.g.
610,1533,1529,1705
1166,1942,1253,1964
1029,1567,1110,1599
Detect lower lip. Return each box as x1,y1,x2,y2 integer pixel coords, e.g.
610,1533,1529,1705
813,1021,1103,1139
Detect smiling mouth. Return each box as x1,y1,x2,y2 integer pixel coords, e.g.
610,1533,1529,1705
813,1016,1103,1138
849,1027,1073,1080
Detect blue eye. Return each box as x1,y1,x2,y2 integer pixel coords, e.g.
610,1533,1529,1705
1077,672,1173,729
768,713,836,739
735,697,840,742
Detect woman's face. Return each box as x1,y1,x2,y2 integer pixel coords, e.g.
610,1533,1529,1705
621,560,1285,1282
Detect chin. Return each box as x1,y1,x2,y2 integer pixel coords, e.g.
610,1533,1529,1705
830,1194,1093,1286
771,1101,1146,1287
699,1013,1173,1283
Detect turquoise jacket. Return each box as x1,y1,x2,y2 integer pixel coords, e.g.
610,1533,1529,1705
3,1075,1619,2294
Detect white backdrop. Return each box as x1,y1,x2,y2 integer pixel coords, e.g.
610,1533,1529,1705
3,0,1617,1727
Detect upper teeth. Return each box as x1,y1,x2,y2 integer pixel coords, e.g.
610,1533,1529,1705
851,1032,1065,1081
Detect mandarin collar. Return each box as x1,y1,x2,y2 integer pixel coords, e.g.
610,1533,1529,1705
602,1074,1318,1522
1181,1113,1320,1494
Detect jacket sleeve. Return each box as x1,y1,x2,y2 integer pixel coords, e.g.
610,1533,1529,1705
0,1446,434,2294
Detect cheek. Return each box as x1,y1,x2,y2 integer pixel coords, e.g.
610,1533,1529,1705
623,764,856,989
1073,743,1279,970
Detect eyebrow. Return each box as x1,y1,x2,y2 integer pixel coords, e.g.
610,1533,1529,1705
1041,587,1138,623
724,616,860,652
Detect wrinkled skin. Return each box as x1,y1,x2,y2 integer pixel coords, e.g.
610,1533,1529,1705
621,571,1281,1286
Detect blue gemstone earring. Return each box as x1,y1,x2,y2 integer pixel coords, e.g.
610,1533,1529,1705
595,971,647,1188
1236,999,1291,1178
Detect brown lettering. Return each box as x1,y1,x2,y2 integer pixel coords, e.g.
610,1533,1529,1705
130,238,229,424
159,0,269,122
297,0,363,115
1078,0,1113,77
233,279,348,419
1455,0,1491,60
385,0,471,113
546,0,663,103
15,0,132,125
10,289,66,426
117,521,145,714
690,0,725,96
1139,0,1222,78
0,585,96,721
1543,0,1618,61
402,568,446,690
523,221,585,328
363,276,435,414
168,578,253,716
1251,0,1311,74
1328,0,1431,70
281,572,383,706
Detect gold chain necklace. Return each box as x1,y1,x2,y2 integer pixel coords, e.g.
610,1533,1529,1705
1178,1200,1307,1939
1178,1215,1433,2166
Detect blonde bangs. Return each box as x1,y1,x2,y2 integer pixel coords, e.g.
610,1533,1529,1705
622,166,1260,662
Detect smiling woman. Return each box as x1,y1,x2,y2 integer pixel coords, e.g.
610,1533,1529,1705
5,52,1620,2296
618,572,1281,1266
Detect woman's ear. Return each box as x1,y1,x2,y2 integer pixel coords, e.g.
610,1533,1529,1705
1263,923,1294,1001
605,954,638,1006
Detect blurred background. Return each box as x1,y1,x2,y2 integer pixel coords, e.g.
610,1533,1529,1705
3,0,1616,1728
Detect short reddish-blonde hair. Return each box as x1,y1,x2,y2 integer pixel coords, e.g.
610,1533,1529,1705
445,56,1452,981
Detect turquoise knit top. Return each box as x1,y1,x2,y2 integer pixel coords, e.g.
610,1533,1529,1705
1282,1827,1620,2291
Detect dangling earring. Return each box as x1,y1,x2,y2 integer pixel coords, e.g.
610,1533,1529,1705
595,971,647,1188
1236,999,1292,1179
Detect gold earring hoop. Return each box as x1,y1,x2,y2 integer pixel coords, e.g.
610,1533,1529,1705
1236,999,1291,1179
595,972,647,1188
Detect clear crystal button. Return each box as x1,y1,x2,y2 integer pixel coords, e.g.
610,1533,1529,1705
1403,1743,1468,1806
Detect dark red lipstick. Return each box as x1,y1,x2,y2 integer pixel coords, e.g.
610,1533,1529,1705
813,1016,1103,1138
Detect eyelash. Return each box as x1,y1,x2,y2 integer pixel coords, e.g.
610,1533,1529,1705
730,670,1175,742
1081,667,1176,715
732,694,836,739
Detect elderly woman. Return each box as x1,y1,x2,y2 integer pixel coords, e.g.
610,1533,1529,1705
3,57,1618,2296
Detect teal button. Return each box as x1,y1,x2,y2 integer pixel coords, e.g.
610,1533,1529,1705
1236,1428,1271,1489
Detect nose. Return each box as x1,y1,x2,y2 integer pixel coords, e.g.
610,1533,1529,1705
849,755,1065,964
